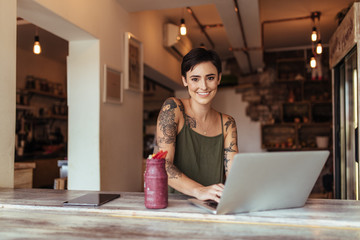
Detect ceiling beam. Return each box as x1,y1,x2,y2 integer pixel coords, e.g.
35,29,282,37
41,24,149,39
233,0,253,73
261,15,312,50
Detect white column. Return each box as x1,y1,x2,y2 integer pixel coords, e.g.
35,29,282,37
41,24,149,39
0,0,16,188
67,40,100,190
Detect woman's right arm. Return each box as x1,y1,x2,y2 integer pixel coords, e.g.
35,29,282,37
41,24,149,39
155,98,224,202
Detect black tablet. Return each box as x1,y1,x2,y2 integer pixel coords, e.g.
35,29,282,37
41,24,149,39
63,193,120,206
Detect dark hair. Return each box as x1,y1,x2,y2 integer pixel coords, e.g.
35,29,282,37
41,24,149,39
181,48,222,78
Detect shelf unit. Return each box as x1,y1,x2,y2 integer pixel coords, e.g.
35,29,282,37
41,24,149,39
15,88,68,160
26,89,67,100
261,58,332,151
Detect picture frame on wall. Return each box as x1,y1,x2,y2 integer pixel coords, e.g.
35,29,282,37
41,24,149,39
124,32,143,92
104,64,123,104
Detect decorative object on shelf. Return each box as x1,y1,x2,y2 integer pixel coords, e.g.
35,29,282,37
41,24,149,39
25,75,65,97
103,65,123,104
261,124,297,150
283,102,310,123
124,32,143,92
287,89,295,103
316,136,329,148
276,58,305,82
294,73,305,81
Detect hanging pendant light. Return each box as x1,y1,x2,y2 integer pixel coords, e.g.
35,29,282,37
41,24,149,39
33,36,41,54
310,55,317,69
310,12,321,69
311,27,317,42
180,18,187,36
316,40,323,55
33,28,41,55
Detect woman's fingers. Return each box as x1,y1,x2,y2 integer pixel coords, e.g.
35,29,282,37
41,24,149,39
195,183,225,203
209,184,224,202
214,183,224,190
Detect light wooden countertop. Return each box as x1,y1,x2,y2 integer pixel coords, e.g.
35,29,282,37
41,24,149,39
14,162,36,170
0,188,359,239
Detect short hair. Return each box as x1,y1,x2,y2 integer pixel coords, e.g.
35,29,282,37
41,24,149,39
181,48,222,78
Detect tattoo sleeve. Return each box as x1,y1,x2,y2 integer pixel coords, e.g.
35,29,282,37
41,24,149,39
224,142,236,174
224,116,236,131
224,115,238,175
185,115,196,129
158,99,178,146
178,100,196,129
156,98,183,179
165,159,182,179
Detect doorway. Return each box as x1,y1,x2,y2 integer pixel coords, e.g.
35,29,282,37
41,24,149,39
143,77,174,158
17,0,101,191
15,21,69,188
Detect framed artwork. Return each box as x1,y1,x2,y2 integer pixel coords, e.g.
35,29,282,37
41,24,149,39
124,32,143,92
104,64,123,104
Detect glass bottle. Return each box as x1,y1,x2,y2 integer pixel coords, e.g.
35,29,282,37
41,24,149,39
144,158,168,209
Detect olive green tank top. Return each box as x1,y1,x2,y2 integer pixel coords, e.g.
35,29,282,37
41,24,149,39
169,101,224,193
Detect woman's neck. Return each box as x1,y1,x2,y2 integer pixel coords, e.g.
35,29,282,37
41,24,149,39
188,98,212,121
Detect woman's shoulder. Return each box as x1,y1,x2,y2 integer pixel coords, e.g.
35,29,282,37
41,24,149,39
161,97,186,110
160,97,187,118
220,112,237,132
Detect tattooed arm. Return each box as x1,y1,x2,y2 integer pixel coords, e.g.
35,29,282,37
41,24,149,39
155,98,224,202
223,115,239,177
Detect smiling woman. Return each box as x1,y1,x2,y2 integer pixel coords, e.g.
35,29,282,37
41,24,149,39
154,48,239,203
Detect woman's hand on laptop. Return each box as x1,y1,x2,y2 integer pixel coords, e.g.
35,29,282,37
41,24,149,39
194,183,224,203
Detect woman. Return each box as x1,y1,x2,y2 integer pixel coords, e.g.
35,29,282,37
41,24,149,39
154,48,238,203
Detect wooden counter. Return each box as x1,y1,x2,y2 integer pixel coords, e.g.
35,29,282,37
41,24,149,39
14,162,36,188
0,189,360,239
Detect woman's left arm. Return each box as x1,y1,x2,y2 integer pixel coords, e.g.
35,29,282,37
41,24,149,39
223,115,239,177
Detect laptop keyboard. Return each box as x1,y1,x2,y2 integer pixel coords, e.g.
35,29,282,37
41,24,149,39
204,200,218,208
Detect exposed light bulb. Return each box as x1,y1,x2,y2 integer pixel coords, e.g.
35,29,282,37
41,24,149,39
316,41,323,54
311,27,317,42
180,18,187,36
310,56,317,68
33,35,41,54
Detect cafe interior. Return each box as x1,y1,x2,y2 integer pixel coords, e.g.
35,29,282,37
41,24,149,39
0,0,358,199
3,0,360,238
1,0,359,201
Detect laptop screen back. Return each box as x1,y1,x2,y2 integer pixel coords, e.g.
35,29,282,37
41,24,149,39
215,151,329,214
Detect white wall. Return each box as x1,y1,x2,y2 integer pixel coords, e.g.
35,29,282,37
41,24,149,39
130,11,182,86
176,88,263,153
0,0,16,188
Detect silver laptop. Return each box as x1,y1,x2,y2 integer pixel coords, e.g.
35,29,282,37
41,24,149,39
189,151,329,215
